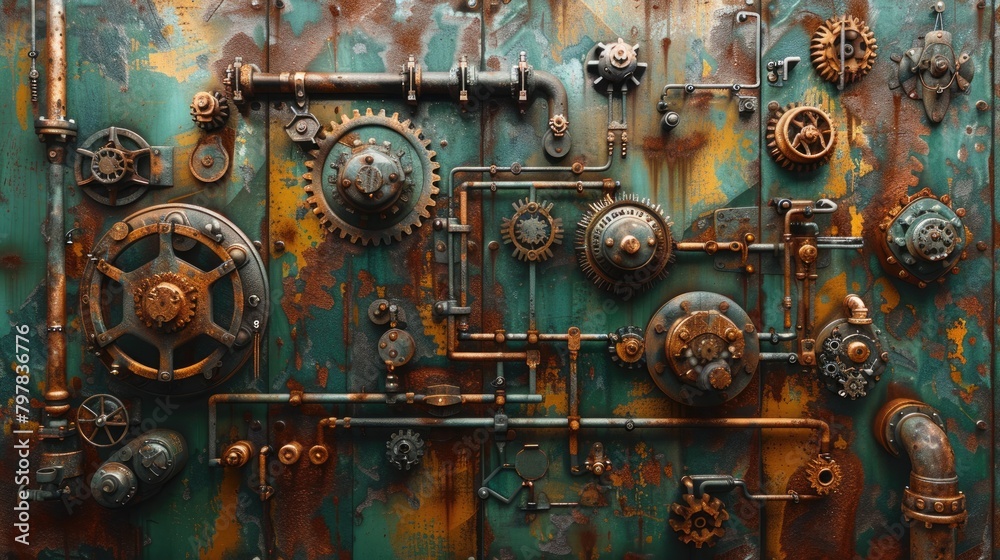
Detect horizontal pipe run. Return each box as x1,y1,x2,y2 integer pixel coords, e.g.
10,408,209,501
459,332,609,342
207,392,542,464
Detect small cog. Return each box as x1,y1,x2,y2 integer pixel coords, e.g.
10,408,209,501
839,369,868,399
810,16,877,85
304,108,440,246
609,326,645,369
669,493,729,548
500,199,563,262
386,429,425,471
805,456,843,495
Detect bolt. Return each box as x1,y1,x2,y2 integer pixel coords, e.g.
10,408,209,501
620,235,641,255
248,295,260,307
976,420,987,430
274,240,285,252
488,241,500,251
604,237,615,247
389,331,398,341
295,121,309,133
976,100,989,111
341,178,352,188
365,155,374,164
201,155,215,167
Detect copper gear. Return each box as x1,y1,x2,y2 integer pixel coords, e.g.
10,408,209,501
669,493,729,548
304,108,440,246
810,16,877,85
500,199,563,262
132,272,198,333
805,455,843,495
766,103,837,172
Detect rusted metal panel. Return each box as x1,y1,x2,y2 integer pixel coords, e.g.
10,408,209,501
0,0,995,558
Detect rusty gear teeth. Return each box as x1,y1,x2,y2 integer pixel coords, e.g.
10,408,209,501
810,15,878,85
805,455,843,495
500,199,563,262
304,108,440,246
669,492,729,548
766,103,837,172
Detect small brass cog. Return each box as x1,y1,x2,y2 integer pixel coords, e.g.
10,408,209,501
810,16,877,86
132,272,198,332
805,455,843,495
669,493,729,548
500,199,563,262
304,108,440,246
766,103,837,172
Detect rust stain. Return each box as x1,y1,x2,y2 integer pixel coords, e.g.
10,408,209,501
0,253,23,269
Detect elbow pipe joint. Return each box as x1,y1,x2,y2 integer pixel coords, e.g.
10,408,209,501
874,399,967,560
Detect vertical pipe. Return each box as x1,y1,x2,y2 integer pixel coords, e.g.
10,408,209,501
39,0,72,420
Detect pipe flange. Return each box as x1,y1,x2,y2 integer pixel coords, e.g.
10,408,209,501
902,486,967,528
873,398,945,456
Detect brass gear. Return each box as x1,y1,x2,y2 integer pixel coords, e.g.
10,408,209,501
500,199,563,262
132,272,198,333
810,16,877,85
805,455,843,495
669,493,729,548
304,108,440,246
766,103,837,172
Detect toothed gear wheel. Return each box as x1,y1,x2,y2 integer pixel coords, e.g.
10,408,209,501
669,493,729,548
839,369,868,399
500,199,563,262
305,108,440,246
766,104,836,172
132,272,198,333
817,319,885,399
805,456,843,495
577,194,674,295
190,91,231,131
386,429,425,471
609,326,645,369
810,15,878,85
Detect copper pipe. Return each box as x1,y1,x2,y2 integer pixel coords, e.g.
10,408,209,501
39,0,73,420
874,399,966,560
844,294,873,325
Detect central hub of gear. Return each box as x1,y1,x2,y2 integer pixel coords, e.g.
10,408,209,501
334,140,408,213
577,194,673,294
133,273,197,332
907,215,958,261
305,108,440,246
92,146,129,184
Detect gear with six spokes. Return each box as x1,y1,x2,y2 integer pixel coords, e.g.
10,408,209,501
810,15,878,86
500,199,563,262
305,108,440,246
669,492,729,548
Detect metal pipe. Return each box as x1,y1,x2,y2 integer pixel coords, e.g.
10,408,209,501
207,391,543,465
874,399,967,560
36,0,76,421
234,62,571,152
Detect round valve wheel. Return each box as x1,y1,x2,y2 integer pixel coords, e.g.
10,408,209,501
75,127,153,206
77,394,130,448
80,204,269,395
766,104,837,172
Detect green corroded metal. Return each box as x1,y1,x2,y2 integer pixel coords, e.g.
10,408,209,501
0,0,995,558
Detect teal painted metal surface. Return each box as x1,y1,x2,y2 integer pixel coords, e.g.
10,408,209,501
0,0,995,559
